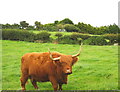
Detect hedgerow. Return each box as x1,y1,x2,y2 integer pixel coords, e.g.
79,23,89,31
1,29,119,45
2,29,35,41
2,29,51,42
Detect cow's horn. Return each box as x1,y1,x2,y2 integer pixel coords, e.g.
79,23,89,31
72,43,83,57
48,48,61,61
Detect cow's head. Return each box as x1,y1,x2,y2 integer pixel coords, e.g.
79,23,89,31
49,43,83,75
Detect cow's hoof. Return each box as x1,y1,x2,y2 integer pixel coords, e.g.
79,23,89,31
21,88,26,91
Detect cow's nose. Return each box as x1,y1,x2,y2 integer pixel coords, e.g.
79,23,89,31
66,69,71,73
66,68,72,75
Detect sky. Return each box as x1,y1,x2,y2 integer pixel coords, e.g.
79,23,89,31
0,0,119,27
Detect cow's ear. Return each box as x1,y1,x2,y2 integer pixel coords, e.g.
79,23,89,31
72,57,78,66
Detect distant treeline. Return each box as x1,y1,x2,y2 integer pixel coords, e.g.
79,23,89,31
1,18,120,35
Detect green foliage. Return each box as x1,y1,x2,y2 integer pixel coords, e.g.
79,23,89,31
71,33,90,40
2,29,51,42
70,33,81,40
77,22,94,34
55,32,63,42
1,18,120,34
43,23,57,31
103,34,119,45
26,25,34,30
83,36,108,45
20,21,29,29
12,23,20,29
2,29,119,45
76,22,120,35
108,24,120,34
59,35,78,44
95,26,109,35
59,18,74,24
64,24,80,32
55,32,63,37
54,20,59,25
36,31,51,42
2,29,35,42
2,23,13,29
55,32,90,44
34,21,43,30
56,24,64,29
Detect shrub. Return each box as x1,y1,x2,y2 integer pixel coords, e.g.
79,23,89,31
59,33,90,44
77,34,91,40
55,32,63,42
59,35,78,44
55,33,63,38
70,33,90,40
103,34,119,45
35,31,51,42
84,36,108,45
70,33,81,40
43,23,57,32
64,24,80,32
2,29,35,41
94,36,108,45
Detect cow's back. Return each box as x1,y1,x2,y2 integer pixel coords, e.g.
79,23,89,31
21,52,55,81
21,52,49,63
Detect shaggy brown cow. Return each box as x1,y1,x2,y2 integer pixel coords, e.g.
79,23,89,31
20,44,82,91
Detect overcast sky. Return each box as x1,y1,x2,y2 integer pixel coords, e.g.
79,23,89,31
0,0,119,27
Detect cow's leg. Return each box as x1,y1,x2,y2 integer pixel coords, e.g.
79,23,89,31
58,84,63,90
49,76,58,91
30,78,39,89
20,74,29,90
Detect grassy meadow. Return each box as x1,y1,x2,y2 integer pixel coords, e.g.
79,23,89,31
2,40,118,90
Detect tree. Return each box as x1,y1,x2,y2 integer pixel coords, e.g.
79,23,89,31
20,21,29,29
108,24,120,34
11,23,20,29
2,23,11,29
34,21,43,30
43,23,57,31
64,24,80,32
56,24,64,29
59,18,74,24
54,20,59,25
77,22,95,34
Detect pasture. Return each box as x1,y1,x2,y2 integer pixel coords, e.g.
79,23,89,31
2,40,118,90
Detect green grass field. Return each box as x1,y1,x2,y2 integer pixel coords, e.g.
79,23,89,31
2,40,118,90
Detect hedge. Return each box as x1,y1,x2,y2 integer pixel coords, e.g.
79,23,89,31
35,31,51,43
2,30,51,42
2,30,35,41
70,33,90,40
103,34,119,45
83,36,108,45
1,29,119,45
59,35,78,44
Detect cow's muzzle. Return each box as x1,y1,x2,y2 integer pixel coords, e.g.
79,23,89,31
65,72,72,75
65,69,72,75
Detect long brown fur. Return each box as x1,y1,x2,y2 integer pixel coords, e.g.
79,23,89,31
20,52,78,91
